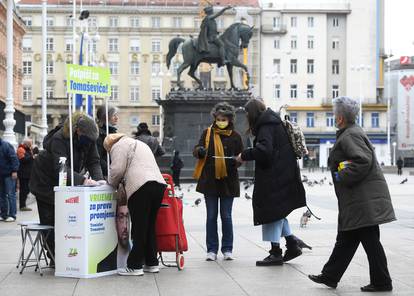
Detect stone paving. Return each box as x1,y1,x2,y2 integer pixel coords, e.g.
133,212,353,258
0,171,413,296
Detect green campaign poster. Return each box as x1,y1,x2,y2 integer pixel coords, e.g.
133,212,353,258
66,64,111,97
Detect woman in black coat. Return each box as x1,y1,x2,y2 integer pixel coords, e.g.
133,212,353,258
236,99,306,266
193,102,243,261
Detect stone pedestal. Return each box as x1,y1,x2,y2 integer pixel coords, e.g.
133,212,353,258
157,89,254,179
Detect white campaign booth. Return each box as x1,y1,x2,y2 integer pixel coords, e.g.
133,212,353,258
54,185,117,278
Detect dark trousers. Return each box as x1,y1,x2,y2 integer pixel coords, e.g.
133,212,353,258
322,225,392,286
127,181,165,269
172,169,181,187
397,168,402,175
35,197,55,258
19,178,30,209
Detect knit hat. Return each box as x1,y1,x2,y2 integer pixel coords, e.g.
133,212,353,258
211,102,236,120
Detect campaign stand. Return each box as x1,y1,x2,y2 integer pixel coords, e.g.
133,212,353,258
54,185,117,278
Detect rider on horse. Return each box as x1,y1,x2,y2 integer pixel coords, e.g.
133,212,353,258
198,5,233,65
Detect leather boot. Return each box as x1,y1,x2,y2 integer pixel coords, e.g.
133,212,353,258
256,243,283,266
284,235,303,262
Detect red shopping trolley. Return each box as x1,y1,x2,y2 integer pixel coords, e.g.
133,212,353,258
156,174,188,270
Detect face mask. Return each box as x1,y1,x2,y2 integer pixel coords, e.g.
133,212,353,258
78,135,92,146
216,120,229,129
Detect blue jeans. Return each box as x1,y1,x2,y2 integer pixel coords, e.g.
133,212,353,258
205,196,234,254
0,176,17,219
262,218,292,243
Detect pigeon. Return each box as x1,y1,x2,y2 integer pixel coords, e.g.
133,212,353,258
194,198,202,206
329,182,333,186
302,175,309,183
244,193,252,200
178,193,184,199
400,178,408,184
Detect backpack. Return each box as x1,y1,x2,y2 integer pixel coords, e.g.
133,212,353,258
281,115,308,159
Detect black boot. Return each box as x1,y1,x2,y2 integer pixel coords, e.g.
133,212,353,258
283,235,302,262
256,243,283,266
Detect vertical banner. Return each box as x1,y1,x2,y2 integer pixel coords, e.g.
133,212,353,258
398,72,414,150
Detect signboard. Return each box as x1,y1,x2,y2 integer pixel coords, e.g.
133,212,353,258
66,64,111,97
398,71,414,150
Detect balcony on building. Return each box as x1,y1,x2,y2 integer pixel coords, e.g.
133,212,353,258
261,24,287,35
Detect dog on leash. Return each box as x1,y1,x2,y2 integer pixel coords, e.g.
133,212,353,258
300,210,312,228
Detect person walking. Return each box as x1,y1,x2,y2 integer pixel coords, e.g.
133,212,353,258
0,138,19,222
17,138,34,211
396,157,403,176
134,122,165,158
235,98,306,266
193,102,243,261
171,150,184,189
308,97,396,292
96,105,119,178
104,133,166,276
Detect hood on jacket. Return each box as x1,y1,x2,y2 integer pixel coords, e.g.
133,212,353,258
253,108,282,134
62,112,99,141
104,133,126,152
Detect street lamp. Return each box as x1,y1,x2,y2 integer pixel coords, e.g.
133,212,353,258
392,142,397,166
152,69,171,144
39,0,48,148
351,64,371,126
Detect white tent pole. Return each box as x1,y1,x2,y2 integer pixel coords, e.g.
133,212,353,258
69,94,75,186
106,98,110,180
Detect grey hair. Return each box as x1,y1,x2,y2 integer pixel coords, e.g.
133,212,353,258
211,102,236,121
333,96,360,125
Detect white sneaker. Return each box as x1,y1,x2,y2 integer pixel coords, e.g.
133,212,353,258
5,217,15,222
0,217,4,221
206,252,217,261
143,265,159,273
117,267,144,276
223,252,234,261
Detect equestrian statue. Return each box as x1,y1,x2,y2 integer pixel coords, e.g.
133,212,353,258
166,5,254,90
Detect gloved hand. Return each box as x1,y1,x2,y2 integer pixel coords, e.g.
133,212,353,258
198,147,207,159
334,172,341,182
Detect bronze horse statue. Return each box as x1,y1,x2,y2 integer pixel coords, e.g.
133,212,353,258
167,22,254,90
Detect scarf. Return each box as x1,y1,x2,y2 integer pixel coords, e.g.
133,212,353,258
193,126,233,180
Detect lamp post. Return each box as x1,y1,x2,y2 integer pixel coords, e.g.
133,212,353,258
153,70,171,144
392,142,397,166
386,54,393,166
3,0,16,147
39,0,48,148
351,64,371,126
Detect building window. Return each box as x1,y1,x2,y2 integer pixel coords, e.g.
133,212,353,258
172,61,180,76
46,17,54,27
23,61,32,75
46,86,54,99
216,66,225,77
65,39,73,52
290,84,297,99
23,86,32,101
46,37,54,51
108,38,118,52
291,36,297,49
291,16,297,28
217,18,224,29
332,85,339,98
109,62,118,75
152,17,161,28
130,62,140,75
152,39,161,52
109,16,119,28
22,17,32,26
273,84,281,99
194,18,200,28
290,112,297,123
91,40,97,52
130,116,140,127
130,39,140,52
308,16,314,27
46,60,54,74
172,17,182,28
88,17,97,27
332,39,340,50
333,17,339,27
307,85,314,98
130,87,140,102
130,17,140,28
152,115,161,126
274,38,280,49
332,60,339,74
152,62,161,75
326,112,334,127
308,36,314,49
273,59,281,74
273,16,281,28
371,112,380,128
307,59,314,74
306,112,315,128
290,59,297,74
22,37,32,51
110,86,119,101
152,87,161,101
66,16,73,27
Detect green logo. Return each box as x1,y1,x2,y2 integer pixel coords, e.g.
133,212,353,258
68,248,79,257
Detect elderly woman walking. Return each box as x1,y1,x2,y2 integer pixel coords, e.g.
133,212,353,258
308,97,396,292
104,134,166,276
193,102,243,261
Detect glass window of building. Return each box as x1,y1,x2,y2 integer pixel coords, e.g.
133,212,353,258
110,86,119,101
130,39,140,52
22,38,32,51
273,59,281,74
307,85,314,98
65,38,73,52
306,112,315,127
307,59,314,74
152,17,161,28
23,61,32,75
332,85,339,98
273,16,280,28
291,36,297,49
290,112,298,123
130,17,140,28
152,39,161,52
46,60,54,74
173,17,182,28
46,86,54,99
332,60,340,74
152,87,161,101
333,17,339,27
109,16,119,27
152,115,161,126
326,112,334,127
215,66,225,77
290,59,297,74
332,39,340,50
23,86,32,101
22,17,32,26
274,38,280,49
130,87,140,102
274,84,281,99
66,16,73,27
46,17,54,27
371,112,380,128
291,16,297,27
109,62,118,75
108,38,118,52
308,16,314,27
130,62,140,75
88,17,97,27
290,84,297,98
308,36,314,49
152,62,161,75
46,37,54,51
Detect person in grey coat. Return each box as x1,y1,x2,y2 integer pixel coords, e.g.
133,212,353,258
309,97,396,292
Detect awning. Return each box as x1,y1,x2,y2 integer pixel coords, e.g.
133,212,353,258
0,100,26,135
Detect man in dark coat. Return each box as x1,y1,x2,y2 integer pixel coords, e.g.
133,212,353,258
134,122,165,158
17,138,34,211
309,97,395,292
0,138,19,221
30,113,104,258
396,157,403,175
